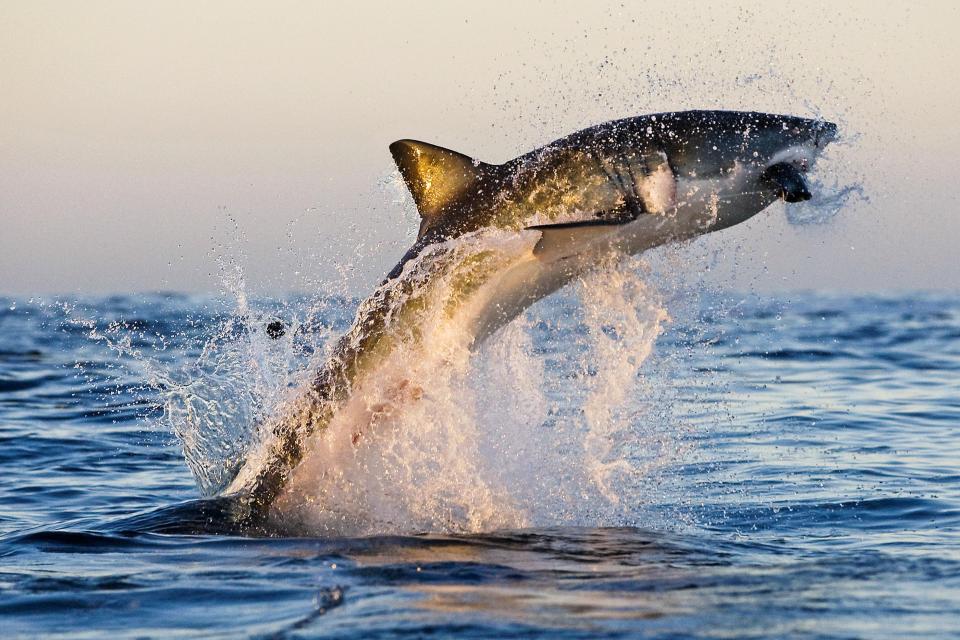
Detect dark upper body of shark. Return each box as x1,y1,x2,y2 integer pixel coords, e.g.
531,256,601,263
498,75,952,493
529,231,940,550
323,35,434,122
225,110,838,524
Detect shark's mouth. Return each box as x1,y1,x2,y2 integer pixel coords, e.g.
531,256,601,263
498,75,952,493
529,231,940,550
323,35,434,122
762,163,812,203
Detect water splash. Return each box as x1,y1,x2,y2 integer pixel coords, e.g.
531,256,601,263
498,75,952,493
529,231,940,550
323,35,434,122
247,237,678,535
44,224,706,535
787,140,869,226
579,257,671,504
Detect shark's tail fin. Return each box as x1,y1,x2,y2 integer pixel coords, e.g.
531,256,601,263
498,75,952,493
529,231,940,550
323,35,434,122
389,140,495,239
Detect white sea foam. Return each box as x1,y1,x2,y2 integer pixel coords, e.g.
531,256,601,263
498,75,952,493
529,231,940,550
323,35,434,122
163,225,684,535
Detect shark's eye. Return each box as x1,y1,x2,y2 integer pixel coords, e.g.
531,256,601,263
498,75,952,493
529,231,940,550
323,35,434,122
797,158,809,172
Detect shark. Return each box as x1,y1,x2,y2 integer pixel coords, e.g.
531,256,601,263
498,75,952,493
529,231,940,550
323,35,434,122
223,109,838,526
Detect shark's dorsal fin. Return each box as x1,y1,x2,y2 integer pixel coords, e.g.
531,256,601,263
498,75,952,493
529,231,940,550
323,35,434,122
389,139,490,225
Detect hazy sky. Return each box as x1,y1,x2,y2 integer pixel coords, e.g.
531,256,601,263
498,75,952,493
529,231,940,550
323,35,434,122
2,1,959,295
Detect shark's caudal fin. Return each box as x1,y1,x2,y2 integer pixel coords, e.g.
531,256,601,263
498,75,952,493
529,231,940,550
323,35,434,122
389,140,494,238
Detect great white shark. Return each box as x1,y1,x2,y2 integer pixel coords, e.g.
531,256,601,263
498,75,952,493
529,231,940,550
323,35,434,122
224,109,838,525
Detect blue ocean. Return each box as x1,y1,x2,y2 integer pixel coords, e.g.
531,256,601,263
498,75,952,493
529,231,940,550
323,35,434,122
1,284,959,638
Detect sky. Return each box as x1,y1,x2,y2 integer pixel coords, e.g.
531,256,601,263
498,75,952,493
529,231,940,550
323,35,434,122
1,1,959,295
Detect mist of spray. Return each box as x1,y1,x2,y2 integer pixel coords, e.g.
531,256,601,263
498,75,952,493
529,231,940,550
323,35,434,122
165,226,682,535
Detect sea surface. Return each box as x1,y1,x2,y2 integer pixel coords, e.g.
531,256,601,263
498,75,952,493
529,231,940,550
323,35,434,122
1,289,959,638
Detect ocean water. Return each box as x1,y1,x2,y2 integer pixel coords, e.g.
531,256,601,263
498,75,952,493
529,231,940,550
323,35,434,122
1,285,959,638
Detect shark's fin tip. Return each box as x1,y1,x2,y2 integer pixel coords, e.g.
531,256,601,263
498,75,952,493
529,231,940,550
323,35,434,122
389,140,491,229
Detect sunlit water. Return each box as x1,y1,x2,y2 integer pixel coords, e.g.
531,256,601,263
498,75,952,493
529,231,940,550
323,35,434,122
1,285,959,638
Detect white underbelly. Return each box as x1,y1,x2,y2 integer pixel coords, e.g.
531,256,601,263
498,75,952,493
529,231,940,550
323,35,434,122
466,172,777,342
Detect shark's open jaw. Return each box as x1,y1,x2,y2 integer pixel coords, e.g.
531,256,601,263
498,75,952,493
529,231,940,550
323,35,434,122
224,110,839,525
763,122,835,203
763,162,812,202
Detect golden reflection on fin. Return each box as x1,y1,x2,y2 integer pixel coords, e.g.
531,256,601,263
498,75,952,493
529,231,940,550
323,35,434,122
389,140,493,234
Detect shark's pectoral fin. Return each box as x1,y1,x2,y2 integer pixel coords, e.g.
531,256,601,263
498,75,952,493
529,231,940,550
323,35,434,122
762,163,812,203
528,218,634,262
